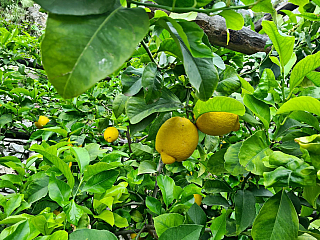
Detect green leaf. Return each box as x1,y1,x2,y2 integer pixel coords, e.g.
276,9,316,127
262,21,294,68
82,170,119,194
113,94,128,119
241,0,274,13
71,147,90,174
159,224,203,240
33,0,120,15
0,114,12,127
216,66,241,96
30,215,47,235
126,88,182,124
50,230,68,240
277,96,320,116
41,127,68,137
64,200,84,226
83,162,122,181
121,66,143,96
142,62,162,104
219,10,244,30
252,190,299,240
154,213,184,237
194,96,245,120
1,220,31,240
30,145,75,189
211,211,227,240
138,160,157,175
202,194,230,207
203,180,232,194
85,143,108,161
239,130,272,175
114,213,129,228
207,149,228,175
224,142,247,176
253,68,278,100
94,210,114,226
235,190,256,234
289,111,320,131
302,185,320,208
187,203,207,226
25,175,49,204
69,229,117,240
243,94,270,129
157,175,175,208
289,51,320,93
4,194,23,217
146,196,162,215
41,7,149,98
48,175,72,207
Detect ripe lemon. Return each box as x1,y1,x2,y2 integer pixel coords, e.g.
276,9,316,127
104,127,119,143
194,194,202,206
155,117,198,164
130,233,137,239
35,116,49,129
196,112,240,136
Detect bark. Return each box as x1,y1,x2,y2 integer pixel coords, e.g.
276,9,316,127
195,14,270,55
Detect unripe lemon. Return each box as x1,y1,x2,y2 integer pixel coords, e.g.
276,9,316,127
196,112,240,136
35,116,49,129
155,117,198,164
194,194,202,206
104,127,119,143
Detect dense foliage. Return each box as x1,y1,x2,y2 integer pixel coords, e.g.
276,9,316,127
1,0,320,239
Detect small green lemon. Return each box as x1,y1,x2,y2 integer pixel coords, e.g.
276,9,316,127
196,112,240,136
104,127,119,143
155,117,198,164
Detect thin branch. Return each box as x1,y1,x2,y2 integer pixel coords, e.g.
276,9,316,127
126,125,132,153
141,41,160,68
152,159,164,198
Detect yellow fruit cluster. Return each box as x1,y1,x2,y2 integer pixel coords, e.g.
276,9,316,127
155,112,239,165
35,116,50,129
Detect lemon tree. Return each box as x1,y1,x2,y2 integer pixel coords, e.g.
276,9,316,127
1,0,320,239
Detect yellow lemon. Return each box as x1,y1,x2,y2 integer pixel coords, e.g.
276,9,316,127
194,194,202,206
130,233,137,239
196,112,240,136
35,116,49,129
155,117,198,164
104,127,119,143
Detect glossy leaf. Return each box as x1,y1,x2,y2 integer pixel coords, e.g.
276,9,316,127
187,203,207,226
194,96,245,120
113,94,128,119
235,190,256,234
302,185,320,208
82,170,119,193
142,62,163,104
25,175,49,204
289,111,320,131
241,0,274,13
71,147,90,174
69,229,117,240
94,210,114,226
114,213,129,228
41,7,149,98
243,94,270,129
157,175,175,208
126,88,182,124
33,0,120,15
121,66,143,96
224,142,247,176
262,21,294,68
219,10,244,30
277,96,320,116
252,190,299,240
289,51,320,93
138,160,157,175
203,180,232,194
239,130,272,175
48,175,72,207
159,224,203,240
202,194,230,207
64,200,84,226
154,213,184,237
83,162,122,181
146,196,162,215
211,211,226,240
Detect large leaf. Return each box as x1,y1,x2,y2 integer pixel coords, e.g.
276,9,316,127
194,96,245,120
33,0,120,15
224,142,247,176
154,213,184,237
261,21,294,68
235,190,256,234
211,211,227,240
71,147,90,174
243,94,270,129
83,162,122,181
239,130,272,175
126,88,182,124
159,224,203,240
187,203,207,226
302,184,320,208
48,175,72,207
25,175,49,204
277,96,320,116
157,175,175,208
69,229,117,240
289,51,320,93
142,62,163,104
41,7,149,98
82,170,119,193
252,190,299,240
219,10,244,30
30,145,75,189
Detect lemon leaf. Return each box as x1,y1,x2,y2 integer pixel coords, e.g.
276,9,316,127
193,96,245,119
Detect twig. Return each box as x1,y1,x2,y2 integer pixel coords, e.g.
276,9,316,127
152,159,164,198
135,135,148,143
141,41,160,68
